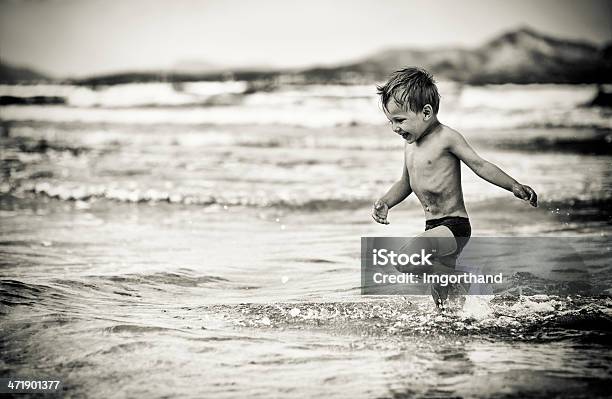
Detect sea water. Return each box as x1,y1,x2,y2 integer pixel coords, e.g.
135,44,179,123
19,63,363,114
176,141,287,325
1,82,611,398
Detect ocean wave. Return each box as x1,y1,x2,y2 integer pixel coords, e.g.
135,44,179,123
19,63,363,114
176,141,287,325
2,135,91,156
13,182,374,211
496,130,612,155
236,129,612,154
106,271,230,288
5,181,611,216
84,342,153,358
3,123,611,157
2,103,610,130
0,279,49,306
103,324,184,334
46,272,241,297
1,83,610,130
0,82,596,109
0,81,248,108
234,136,401,151
457,84,597,110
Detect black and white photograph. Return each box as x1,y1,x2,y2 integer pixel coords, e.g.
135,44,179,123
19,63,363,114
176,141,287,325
1,0,611,397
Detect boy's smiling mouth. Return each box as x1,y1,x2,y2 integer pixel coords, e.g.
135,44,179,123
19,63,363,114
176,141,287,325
398,131,413,141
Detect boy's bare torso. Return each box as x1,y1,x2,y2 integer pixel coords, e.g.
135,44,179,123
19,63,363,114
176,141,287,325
405,124,469,220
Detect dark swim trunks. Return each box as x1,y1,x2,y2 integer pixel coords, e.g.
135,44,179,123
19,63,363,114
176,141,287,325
425,216,471,265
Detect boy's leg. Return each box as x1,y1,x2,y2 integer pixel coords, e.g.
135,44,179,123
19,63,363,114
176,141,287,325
396,226,465,308
419,226,460,308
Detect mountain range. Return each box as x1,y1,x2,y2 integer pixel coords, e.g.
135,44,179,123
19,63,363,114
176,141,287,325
301,27,611,84
0,63,48,83
1,27,610,85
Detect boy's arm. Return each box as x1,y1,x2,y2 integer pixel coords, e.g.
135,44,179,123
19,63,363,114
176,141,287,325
372,154,412,224
448,130,538,207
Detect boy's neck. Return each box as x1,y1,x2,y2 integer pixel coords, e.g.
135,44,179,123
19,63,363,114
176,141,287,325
419,117,441,141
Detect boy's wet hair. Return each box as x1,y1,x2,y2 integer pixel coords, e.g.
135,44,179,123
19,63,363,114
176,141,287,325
377,67,440,114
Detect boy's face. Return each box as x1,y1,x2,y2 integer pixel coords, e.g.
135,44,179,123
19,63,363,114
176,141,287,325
383,100,429,144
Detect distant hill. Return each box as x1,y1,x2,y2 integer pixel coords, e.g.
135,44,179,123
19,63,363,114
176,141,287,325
78,28,609,85
302,27,611,84
4,27,609,86
0,63,49,83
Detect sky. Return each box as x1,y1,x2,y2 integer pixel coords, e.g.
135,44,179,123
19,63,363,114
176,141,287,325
1,0,611,77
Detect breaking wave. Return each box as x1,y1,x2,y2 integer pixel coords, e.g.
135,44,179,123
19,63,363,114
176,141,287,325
2,83,611,130
13,183,373,211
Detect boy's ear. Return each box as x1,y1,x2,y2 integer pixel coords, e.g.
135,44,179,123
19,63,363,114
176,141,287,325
422,104,433,120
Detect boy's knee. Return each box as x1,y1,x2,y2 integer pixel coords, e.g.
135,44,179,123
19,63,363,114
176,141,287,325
399,234,456,258
394,233,457,274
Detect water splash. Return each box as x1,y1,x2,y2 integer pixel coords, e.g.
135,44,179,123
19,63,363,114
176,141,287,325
202,295,612,343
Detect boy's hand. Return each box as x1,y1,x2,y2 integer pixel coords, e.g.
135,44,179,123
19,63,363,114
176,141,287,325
372,199,390,224
512,183,538,207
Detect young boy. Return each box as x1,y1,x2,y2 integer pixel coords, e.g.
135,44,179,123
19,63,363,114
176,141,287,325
371,67,537,306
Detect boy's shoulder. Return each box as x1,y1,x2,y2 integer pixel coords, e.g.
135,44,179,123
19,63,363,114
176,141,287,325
434,124,465,147
439,124,463,139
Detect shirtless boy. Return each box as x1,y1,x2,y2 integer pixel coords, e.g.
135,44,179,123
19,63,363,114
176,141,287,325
371,67,538,306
